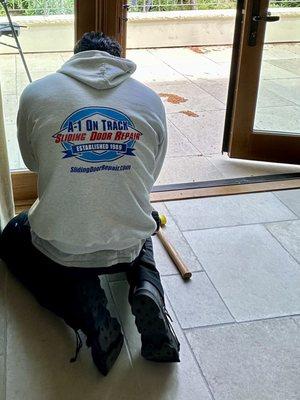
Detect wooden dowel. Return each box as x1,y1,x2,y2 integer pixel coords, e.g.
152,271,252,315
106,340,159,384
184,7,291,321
157,229,192,280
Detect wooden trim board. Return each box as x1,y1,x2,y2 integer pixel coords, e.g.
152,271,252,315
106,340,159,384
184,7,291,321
13,173,300,214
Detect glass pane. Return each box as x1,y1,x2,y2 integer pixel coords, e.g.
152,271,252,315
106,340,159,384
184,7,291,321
0,0,75,170
254,3,300,135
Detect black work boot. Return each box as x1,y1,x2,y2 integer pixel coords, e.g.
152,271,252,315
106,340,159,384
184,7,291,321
68,277,124,376
130,280,180,362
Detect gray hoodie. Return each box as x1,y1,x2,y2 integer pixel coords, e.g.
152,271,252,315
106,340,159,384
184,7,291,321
17,50,168,268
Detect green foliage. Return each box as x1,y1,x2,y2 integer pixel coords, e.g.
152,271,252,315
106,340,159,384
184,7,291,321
0,0,74,16
129,0,300,11
271,1,300,6
0,0,299,17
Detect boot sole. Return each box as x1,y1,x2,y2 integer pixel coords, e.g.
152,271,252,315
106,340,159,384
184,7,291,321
131,290,180,363
90,316,124,376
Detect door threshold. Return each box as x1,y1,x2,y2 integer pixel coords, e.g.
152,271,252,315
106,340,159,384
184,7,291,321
14,173,300,213
150,173,300,202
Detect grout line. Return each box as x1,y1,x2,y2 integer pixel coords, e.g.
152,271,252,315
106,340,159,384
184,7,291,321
183,321,238,331
184,313,300,332
159,203,236,321
167,118,202,154
161,201,204,271
163,290,216,400
273,191,300,218
148,48,230,105
166,106,226,114
263,224,300,266
177,218,299,234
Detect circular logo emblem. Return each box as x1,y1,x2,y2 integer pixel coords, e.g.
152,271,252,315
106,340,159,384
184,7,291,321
52,107,142,163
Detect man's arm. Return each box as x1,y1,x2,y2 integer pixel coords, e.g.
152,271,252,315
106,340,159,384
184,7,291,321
17,91,38,172
152,108,168,183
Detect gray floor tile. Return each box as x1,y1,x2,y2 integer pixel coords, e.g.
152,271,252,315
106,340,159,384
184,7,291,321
152,235,186,277
184,225,300,321
110,280,213,400
185,318,300,400
165,192,297,231
274,189,300,217
162,272,234,329
266,220,300,264
152,202,203,274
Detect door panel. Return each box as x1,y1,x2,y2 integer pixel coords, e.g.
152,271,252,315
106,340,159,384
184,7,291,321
75,0,128,55
224,0,300,165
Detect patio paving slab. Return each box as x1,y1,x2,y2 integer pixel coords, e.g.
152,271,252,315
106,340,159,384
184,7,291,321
149,81,225,113
207,154,300,179
168,109,225,155
166,119,199,157
261,61,298,79
156,155,223,185
266,59,300,76
254,105,300,134
260,78,300,106
192,78,229,104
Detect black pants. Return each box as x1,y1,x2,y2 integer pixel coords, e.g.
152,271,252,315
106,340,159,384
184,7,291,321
0,211,164,330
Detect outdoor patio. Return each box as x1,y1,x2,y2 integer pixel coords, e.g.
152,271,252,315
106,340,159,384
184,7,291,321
1,43,300,184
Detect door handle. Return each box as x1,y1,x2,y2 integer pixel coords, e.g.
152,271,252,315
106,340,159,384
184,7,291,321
249,3,280,47
253,15,280,22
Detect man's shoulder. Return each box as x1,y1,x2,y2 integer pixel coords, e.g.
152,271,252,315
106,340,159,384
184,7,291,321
126,78,164,105
20,72,65,101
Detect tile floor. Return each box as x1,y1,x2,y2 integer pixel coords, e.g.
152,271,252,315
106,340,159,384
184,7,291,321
0,188,299,399
1,44,300,183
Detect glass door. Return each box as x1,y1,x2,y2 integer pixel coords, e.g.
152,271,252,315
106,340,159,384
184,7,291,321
224,0,300,164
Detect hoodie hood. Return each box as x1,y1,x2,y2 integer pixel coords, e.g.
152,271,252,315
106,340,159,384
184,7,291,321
57,50,137,90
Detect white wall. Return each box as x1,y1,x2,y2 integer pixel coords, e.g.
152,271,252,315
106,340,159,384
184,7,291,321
0,8,299,54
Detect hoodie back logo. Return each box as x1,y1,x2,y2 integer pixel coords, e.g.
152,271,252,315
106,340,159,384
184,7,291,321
52,107,142,163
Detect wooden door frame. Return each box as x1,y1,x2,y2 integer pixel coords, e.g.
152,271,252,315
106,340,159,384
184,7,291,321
225,0,300,164
75,0,128,55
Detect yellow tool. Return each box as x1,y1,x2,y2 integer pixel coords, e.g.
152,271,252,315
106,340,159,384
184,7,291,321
157,214,192,280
